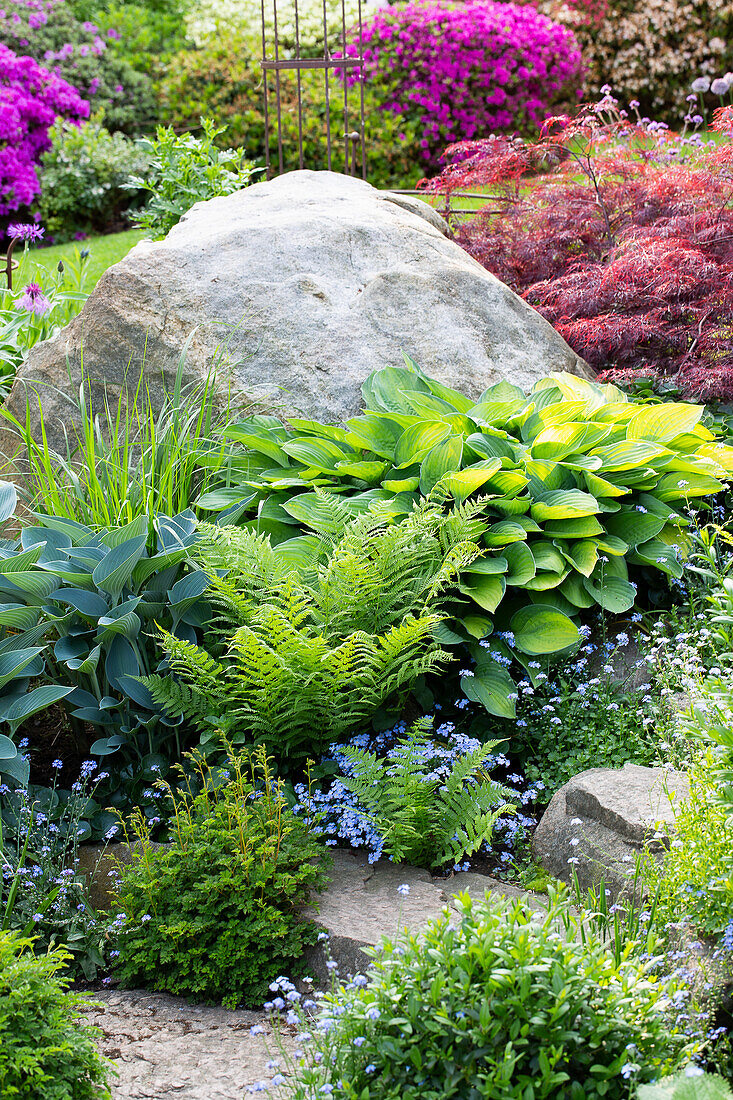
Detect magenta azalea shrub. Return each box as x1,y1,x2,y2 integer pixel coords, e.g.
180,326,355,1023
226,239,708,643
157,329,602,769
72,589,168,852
0,42,88,216
346,0,583,168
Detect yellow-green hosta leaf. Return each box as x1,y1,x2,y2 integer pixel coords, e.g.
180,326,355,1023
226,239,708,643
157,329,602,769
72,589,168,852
443,460,502,503
594,534,628,556
483,521,528,547
344,414,402,459
486,469,530,496
530,541,566,573
693,443,733,475
655,471,724,501
531,422,594,460
542,516,605,537
603,509,666,548
470,399,526,426
383,476,419,492
463,558,509,576
591,440,671,471
523,569,569,591
419,436,464,494
459,573,506,613
631,539,684,578
394,421,452,468
559,573,596,608
461,662,515,719
582,574,636,613
334,460,388,482
503,542,536,584
583,472,630,498
462,614,494,639
491,497,532,516
627,402,703,443
541,373,609,415
591,402,637,425
465,431,515,462
558,454,604,472
530,489,600,521
565,540,598,577
510,603,580,655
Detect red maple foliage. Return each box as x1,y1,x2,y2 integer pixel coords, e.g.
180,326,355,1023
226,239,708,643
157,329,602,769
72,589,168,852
421,97,733,402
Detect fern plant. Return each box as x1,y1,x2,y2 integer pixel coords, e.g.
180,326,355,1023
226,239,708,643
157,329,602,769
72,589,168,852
142,501,483,765
338,717,512,869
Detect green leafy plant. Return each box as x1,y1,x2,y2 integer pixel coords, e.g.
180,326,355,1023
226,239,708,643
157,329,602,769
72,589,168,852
639,1073,733,1099
198,360,733,720
0,248,89,387
111,745,331,1007
337,716,510,868
143,499,482,765
1,351,240,528
129,118,259,239
0,931,111,1098
278,890,691,1098
38,114,151,242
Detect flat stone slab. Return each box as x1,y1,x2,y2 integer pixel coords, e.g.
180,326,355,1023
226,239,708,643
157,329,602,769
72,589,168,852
305,849,546,981
82,990,295,1100
533,763,689,898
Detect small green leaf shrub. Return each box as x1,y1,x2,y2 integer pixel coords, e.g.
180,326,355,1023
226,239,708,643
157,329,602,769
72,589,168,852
0,932,111,1099
143,499,482,765
202,360,733,719
38,114,151,242
639,1073,733,1099
129,118,259,239
282,891,689,1098
337,716,510,868
111,746,331,1007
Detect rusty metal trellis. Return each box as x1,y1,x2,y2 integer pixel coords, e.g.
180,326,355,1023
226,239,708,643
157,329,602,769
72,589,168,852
260,0,366,179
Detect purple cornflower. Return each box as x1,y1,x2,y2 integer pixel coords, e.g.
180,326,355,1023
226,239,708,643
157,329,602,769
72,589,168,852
7,223,44,242
17,283,51,316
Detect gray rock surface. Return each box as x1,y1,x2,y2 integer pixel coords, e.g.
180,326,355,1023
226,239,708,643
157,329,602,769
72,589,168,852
82,990,294,1100
532,763,689,898
5,170,590,454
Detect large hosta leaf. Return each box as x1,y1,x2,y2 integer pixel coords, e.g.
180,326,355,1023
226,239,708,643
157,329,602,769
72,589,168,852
627,403,703,443
510,604,580,654
530,490,600,521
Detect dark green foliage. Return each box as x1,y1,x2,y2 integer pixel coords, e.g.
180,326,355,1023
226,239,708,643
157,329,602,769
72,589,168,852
339,717,509,867
287,891,688,1099
0,932,111,1099
143,500,482,764
112,747,331,1007
38,115,149,241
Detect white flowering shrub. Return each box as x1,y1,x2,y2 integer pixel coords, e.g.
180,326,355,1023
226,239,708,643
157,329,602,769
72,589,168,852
186,0,366,54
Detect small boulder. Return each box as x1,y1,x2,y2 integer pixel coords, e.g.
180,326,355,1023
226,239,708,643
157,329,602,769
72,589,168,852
532,763,689,899
5,170,591,454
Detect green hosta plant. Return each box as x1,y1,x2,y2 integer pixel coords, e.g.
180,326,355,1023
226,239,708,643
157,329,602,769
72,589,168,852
197,360,733,719
639,1075,733,1100
0,508,210,816
143,501,482,764
338,716,511,868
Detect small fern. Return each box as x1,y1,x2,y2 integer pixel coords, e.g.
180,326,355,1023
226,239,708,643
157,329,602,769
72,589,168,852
339,717,513,869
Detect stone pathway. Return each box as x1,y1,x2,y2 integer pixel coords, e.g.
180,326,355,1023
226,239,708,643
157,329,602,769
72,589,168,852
83,852,546,1099
83,990,295,1100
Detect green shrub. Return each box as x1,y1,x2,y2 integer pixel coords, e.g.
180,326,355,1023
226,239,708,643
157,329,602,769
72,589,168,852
38,114,150,242
338,716,509,868
200,360,733,721
111,746,331,1007
129,118,259,239
156,33,423,188
0,932,111,1099
282,890,689,1098
144,499,481,765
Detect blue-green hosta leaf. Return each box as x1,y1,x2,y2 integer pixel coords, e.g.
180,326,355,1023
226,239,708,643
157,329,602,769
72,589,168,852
394,421,452,469
0,685,74,735
21,527,72,560
0,733,16,759
0,647,45,690
510,604,580,655
90,734,128,756
461,661,516,719
105,636,139,691
419,436,464,495
602,509,666,548
0,544,44,573
0,752,29,785
196,488,259,512
167,571,210,612
92,535,148,598
66,644,102,674
0,480,16,523
582,574,636,613
530,490,600,521
51,587,110,619
97,601,143,643
0,604,40,630
101,516,148,549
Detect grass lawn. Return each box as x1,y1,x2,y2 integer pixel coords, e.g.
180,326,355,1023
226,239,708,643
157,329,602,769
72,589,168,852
15,229,148,293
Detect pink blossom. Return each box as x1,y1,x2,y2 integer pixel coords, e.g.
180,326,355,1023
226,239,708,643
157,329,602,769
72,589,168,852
17,282,51,315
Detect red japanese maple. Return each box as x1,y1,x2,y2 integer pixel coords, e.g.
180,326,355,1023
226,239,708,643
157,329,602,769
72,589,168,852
422,97,733,401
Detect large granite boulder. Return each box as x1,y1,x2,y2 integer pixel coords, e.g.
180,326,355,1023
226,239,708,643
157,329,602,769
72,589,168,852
532,763,689,900
6,170,590,452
